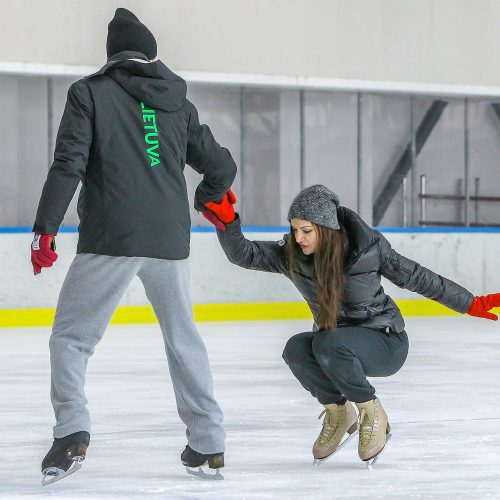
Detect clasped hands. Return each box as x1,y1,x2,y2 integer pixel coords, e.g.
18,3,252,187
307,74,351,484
202,188,237,230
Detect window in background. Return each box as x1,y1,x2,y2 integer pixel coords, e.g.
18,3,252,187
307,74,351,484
468,100,500,227
415,99,466,227
364,94,411,228
303,91,358,214
2,74,499,229
0,76,49,227
185,85,242,227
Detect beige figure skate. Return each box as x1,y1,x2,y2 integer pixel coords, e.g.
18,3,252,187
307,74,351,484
356,398,392,469
312,401,358,465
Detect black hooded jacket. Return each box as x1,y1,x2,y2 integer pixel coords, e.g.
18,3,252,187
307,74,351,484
217,207,474,333
33,51,237,259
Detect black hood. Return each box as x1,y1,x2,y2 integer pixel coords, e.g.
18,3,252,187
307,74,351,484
87,51,186,112
337,206,380,268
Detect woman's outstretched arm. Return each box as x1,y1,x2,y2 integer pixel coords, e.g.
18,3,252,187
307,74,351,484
216,216,289,275
376,231,474,314
202,189,289,274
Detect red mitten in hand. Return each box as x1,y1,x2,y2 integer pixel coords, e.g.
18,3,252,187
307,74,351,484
467,293,500,321
31,233,58,275
203,189,237,230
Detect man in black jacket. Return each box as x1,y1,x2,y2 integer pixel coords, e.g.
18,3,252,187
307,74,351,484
33,8,234,483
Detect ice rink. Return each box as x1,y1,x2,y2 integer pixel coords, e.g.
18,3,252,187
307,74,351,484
1,316,499,499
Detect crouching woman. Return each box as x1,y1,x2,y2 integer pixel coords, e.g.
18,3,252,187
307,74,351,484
202,184,499,466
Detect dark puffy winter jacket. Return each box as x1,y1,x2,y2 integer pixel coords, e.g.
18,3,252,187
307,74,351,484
33,51,237,259
217,207,474,333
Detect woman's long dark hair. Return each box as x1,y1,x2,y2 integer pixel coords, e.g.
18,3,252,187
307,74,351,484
287,222,348,331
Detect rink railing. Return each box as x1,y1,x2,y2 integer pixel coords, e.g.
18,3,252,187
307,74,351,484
2,226,500,233
1,225,499,327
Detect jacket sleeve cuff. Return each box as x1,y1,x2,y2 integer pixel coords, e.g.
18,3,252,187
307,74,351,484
462,292,474,314
218,214,242,233
32,223,59,235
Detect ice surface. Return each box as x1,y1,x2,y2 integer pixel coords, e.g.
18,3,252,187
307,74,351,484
1,316,499,499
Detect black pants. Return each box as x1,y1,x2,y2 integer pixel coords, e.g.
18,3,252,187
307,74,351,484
282,326,409,404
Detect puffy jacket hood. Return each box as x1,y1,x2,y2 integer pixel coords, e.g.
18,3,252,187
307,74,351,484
337,207,380,268
87,51,187,112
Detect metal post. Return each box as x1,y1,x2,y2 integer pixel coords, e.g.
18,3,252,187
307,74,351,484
457,178,463,224
299,89,305,190
239,87,245,220
410,96,417,227
299,89,306,190
402,177,408,227
464,98,470,227
47,77,54,168
474,176,480,225
357,93,362,215
420,174,426,227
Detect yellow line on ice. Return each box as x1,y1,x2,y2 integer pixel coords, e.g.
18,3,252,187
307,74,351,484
0,299,476,328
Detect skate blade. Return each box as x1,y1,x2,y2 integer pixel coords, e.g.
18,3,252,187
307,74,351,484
185,466,224,480
313,431,357,466
366,433,392,470
41,458,83,486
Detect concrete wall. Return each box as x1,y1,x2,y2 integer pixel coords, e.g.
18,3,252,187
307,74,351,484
1,0,500,91
3,231,499,310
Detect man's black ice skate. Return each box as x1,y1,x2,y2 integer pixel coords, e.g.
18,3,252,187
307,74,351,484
181,445,224,480
41,431,90,485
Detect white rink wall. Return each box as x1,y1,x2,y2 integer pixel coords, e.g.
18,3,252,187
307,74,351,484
2,231,500,310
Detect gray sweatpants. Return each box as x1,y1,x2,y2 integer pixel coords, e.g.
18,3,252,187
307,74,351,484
49,253,225,454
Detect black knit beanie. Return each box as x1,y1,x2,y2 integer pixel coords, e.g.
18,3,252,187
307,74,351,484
106,8,157,60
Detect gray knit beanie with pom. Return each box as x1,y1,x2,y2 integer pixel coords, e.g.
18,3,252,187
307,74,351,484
287,184,340,230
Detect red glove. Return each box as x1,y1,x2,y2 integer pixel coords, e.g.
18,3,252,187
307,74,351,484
203,189,237,230
467,293,500,321
31,233,58,275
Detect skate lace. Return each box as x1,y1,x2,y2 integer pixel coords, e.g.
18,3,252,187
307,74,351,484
317,407,341,445
358,407,379,448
